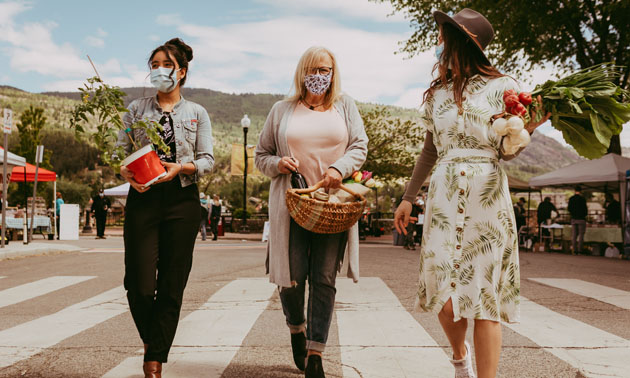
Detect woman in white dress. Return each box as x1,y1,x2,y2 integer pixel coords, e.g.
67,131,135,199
394,9,549,378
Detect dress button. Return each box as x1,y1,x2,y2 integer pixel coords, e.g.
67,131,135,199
459,189,465,195
456,227,463,232
451,282,456,288
456,245,461,250
454,263,460,269
460,171,466,176
458,208,464,214
178,141,183,145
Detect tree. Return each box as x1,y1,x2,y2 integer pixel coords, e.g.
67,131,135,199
372,0,629,154
360,106,425,180
16,105,52,167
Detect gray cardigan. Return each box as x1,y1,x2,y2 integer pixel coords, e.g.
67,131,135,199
255,95,369,288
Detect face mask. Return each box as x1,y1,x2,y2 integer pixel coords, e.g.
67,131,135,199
150,67,180,93
99,193,104,197
304,72,332,95
435,43,444,61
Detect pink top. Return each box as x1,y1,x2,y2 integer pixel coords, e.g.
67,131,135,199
286,103,349,187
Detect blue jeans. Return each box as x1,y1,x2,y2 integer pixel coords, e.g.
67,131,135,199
279,220,348,352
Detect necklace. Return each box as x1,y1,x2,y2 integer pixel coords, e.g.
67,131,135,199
302,98,324,110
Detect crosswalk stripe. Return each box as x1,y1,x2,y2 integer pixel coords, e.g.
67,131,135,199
506,296,630,377
103,278,275,378
0,285,127,369
335,278,453,378
0,276,96,309
529,278,630,310
0,276,5,279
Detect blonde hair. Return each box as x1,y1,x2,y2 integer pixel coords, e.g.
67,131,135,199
289,46,341,109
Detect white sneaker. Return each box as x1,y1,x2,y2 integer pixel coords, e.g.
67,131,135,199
451,340,476,378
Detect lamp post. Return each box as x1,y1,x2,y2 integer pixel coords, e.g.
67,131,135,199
241,114,250,233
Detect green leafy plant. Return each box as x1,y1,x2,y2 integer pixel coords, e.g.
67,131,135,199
69,76,170,168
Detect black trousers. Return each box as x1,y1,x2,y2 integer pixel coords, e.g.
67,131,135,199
123,177,200,363
210,217,220,239
95,213,107,237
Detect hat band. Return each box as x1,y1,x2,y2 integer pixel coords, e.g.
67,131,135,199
458,23,483,50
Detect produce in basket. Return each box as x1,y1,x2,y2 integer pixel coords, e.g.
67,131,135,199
496,64,630,159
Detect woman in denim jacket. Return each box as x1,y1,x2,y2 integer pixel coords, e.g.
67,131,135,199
117,38,213,378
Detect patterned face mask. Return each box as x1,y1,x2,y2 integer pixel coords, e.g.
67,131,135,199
304,72,332,95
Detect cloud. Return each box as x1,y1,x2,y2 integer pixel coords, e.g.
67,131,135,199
164,15,433,104
85,35,104,48
253,0,406,23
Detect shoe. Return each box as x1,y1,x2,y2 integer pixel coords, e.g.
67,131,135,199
213,237,218,241
143,361,162,378
305,354,325,378
290,331,306,371
450,341,476,378
403,245,410,250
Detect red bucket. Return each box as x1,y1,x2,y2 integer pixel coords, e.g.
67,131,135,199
122,144,167,186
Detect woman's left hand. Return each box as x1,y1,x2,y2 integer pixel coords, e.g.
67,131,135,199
525,95,551,133
321,168,342,191
154,161,182,185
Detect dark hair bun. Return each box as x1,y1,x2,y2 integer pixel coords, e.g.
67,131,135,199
165,38,193,62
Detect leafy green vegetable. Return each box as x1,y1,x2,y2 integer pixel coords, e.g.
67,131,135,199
531,64,630,159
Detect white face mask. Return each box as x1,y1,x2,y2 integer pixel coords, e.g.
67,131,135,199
150,67,180,93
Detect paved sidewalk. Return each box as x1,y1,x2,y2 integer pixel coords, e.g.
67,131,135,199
0,242,85,260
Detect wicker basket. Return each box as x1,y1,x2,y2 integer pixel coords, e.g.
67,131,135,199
286,180,366,234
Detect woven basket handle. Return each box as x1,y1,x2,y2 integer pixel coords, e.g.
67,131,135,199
292,180,365,200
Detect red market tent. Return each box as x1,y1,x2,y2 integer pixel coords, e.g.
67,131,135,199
10,163,56,182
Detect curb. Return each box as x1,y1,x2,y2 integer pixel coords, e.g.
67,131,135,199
0,243,86,260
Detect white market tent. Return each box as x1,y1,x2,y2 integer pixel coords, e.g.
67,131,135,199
529,153,630,223
0,147,26,168
104,182,130,197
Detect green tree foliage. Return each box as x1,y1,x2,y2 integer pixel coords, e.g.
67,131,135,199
40,128,100,177
372,0,629,154
15,105,52,168
46,177,92,208
360,106,424,180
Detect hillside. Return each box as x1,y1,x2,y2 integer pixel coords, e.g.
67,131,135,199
4,85,582,181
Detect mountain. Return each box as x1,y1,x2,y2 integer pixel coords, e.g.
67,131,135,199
4,85,581,181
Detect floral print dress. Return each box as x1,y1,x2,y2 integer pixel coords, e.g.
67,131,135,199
417,75,520,323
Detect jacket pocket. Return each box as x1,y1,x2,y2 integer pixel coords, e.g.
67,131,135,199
182,120,197,143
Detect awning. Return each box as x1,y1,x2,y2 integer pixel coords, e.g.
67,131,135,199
104,182,130,196
0,147,26,168
10,163,56,182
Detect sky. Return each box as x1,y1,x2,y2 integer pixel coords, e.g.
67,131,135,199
0,0,627,147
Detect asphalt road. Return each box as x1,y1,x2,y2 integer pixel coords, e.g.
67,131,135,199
0,236,628,377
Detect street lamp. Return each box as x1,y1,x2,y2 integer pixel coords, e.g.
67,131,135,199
240,114,251,232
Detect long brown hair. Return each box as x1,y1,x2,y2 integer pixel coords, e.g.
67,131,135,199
423,23,504,108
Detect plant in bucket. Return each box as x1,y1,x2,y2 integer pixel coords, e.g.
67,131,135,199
69,61,171,187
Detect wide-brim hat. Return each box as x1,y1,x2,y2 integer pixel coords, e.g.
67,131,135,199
433,8,494,65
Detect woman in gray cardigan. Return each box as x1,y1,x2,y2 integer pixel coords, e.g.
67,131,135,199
255,46,367,378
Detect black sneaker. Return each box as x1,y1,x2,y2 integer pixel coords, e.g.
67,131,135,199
290,332,306,371
305,354,325,378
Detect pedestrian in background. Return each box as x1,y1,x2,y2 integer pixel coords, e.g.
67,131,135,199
199,193,209,241
514,197,526,234
404,197,422,250
394,8,550,378
255,45,367,377
117,38,214,378
91,189,111,239
415,197,425,245
604,193,621,224
568,186,588,254
210,194,221,241
55,192,63,240
536,197,558,237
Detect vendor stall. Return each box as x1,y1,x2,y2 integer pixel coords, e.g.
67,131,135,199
529,153,629,252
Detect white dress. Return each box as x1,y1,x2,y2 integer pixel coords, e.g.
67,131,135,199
417,75,521,323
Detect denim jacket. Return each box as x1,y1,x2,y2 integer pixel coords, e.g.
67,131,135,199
117,95,214,187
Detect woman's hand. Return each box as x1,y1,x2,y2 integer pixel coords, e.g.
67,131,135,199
154,161,182,185
322,168,342,190
525,95,551,134
278,156,299,174
120,165,150,193
394,200,412,235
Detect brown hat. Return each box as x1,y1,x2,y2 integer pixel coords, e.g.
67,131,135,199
433,8,494,64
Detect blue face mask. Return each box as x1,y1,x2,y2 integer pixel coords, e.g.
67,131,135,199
150,67,180,93
435,43,444,61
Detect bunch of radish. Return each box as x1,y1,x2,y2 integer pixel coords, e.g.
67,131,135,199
492,90,532,155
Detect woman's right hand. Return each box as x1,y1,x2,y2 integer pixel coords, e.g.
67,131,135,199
278,156,299,174
120,165,150,193
394,200,412,235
